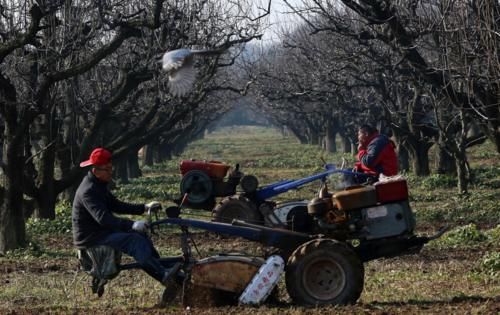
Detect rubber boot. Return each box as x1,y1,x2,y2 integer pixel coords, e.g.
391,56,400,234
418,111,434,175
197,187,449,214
161,262,182,286
159,262,183,307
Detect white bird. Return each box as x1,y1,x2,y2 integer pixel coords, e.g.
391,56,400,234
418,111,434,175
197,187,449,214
161,47,227,97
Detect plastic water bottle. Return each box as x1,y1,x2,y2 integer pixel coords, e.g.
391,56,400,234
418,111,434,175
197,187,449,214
238,255,284,305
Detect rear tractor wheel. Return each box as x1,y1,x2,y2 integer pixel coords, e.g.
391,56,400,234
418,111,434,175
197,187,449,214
285,239,364,306
213,195,261,224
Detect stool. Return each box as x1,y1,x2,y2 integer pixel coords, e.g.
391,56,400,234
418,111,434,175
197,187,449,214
77,245,122,297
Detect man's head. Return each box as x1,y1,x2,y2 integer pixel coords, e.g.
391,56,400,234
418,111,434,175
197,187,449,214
80,148,113,182
358,124,378,147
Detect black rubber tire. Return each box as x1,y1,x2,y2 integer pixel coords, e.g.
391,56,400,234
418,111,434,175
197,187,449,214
180,170,213,205
213,195,262,224
240,175,259,193
285,239,364,306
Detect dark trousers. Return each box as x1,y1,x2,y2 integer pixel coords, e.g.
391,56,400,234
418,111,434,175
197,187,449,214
342,172,377,187
96,232,166,282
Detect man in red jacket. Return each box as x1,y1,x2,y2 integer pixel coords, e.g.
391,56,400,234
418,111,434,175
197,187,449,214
354,125,398,178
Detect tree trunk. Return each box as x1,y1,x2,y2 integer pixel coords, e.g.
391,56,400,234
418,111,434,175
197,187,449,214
34,188,57,220
281,126,289,137
23,198,36,220
0,132,27,253
308,127,320,145
408,143,431,176
435,146,456,175
128,151,142,179
144,145,155,166
34,141,57,220
340,135,351,153
391,126,410,173
56,143,78,203
157,143,172,163
325,124,337,153
115,158,129,184
398,144,410,173
289,126,308,144
455,152,469,194
33,112,58,219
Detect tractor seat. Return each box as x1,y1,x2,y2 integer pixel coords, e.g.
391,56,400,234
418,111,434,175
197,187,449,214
77,245,122,297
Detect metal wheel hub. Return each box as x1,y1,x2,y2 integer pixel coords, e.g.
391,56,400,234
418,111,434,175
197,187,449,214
302,257,346,301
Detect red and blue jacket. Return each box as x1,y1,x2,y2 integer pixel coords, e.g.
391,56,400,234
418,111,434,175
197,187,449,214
356,133,398,177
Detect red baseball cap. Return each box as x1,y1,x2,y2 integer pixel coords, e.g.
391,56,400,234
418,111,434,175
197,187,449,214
80,148,112,167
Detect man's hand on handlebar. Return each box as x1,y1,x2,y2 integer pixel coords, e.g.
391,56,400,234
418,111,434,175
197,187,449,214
145,201,162,214
132,220,149,233
144,201,162,235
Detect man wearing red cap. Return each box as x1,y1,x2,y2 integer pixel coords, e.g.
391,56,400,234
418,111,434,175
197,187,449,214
72,147,179,289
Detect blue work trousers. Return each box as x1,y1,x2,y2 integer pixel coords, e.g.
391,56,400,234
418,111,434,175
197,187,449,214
96,232,166,282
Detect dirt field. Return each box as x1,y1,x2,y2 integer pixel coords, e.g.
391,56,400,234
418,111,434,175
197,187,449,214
1,127,498,314
1,230,498,315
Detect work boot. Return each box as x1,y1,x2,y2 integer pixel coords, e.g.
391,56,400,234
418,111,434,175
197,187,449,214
159,278,179,307
159,263,183,307
161,262,182,286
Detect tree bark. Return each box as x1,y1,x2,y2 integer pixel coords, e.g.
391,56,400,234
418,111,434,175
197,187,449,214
324,123,337,153
0,130,27,253
158,143,172,162
143,145,155,166
128,151,142,179
435,146,456,175
407,142,431,176
308,127,320,145
288,126,308,144
33,112,58,219
115,158,129,184
455,151,469,194
340,135,352,154
397,144,410,173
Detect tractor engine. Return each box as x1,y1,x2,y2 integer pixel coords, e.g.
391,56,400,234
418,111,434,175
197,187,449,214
179,160,243,210
307,179,415,241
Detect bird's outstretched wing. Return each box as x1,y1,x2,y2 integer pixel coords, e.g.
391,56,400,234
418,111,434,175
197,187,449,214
161,47,227,97
162,48,192,72
167,62,196,97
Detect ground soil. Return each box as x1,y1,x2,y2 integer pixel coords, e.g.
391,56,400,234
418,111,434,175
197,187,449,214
1,231,498,314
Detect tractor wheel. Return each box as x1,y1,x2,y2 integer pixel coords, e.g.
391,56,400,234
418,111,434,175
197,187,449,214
180,170,213,205
285,239,364,306
213,195,262,224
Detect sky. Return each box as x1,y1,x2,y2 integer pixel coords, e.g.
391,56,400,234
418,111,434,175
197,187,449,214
261,0,303,44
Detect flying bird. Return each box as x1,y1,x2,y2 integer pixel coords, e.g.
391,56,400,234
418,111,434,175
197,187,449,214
161,47,227,97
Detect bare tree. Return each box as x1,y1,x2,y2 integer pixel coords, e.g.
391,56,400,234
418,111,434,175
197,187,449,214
0,0,269,252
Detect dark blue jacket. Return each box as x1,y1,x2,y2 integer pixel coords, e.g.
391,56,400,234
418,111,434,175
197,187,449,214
72,172,144,248
356,133,398,176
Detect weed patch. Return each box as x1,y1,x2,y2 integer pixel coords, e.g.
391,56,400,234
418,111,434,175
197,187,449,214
430,224,492,249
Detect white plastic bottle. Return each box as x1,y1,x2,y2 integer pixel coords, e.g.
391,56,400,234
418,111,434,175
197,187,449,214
239,255,285,305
